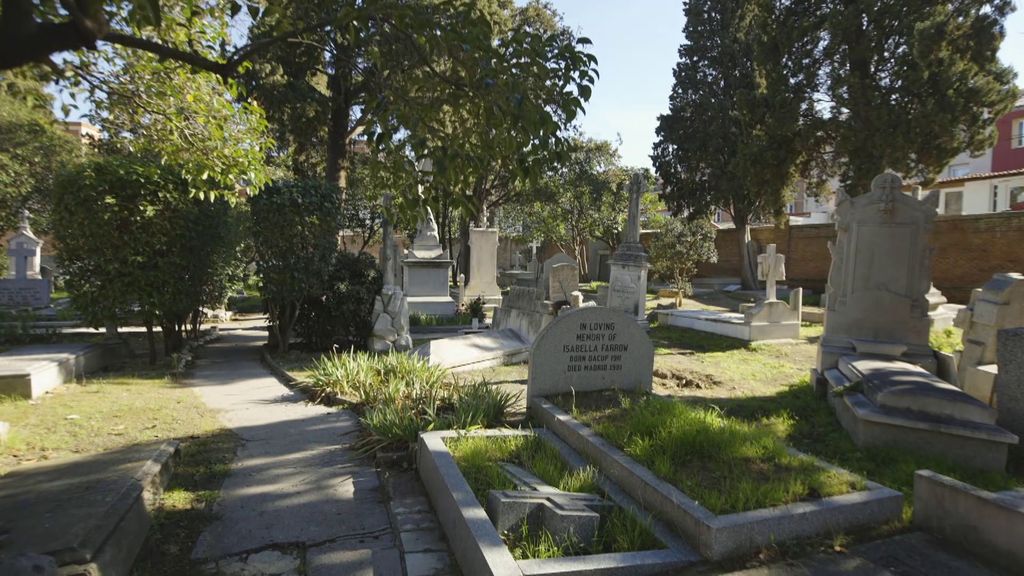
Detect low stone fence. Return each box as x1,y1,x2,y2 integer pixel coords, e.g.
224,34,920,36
913,470,1024,574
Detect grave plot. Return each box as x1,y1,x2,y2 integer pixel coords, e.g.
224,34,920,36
417,428,699,576
531,394,903,561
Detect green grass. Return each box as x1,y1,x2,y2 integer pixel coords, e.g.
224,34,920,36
0,370,229,473
446,434,662,559
929,326,964,354
409,312,474,327
690,378,1023,521
226,293,264,314
553,392,865,515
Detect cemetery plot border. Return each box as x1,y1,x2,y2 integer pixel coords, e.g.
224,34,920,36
416,428,699,576
530,398,904,561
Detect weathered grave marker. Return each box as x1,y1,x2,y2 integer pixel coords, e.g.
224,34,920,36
527,306,653,404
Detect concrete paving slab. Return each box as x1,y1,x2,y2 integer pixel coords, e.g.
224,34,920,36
187,330,393,562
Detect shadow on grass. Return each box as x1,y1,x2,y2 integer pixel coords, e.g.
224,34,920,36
678,381,1023,503
648,325,752,354
133,428,240,576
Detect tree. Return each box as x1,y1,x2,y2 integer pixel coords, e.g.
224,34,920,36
0,68,81,231
66,5,273,194
648,215,718,306
652,0,817,289
250,181,341,353
819,1,1019,194
0,0,319,75
520,138,633,281
51,154,245,362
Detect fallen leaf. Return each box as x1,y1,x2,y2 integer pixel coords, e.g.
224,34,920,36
65,415,80,420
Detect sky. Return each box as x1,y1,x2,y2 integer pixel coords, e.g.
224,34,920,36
548,0,1024,169
54,2,1024,169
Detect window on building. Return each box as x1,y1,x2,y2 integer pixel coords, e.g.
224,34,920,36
1011,186,1024,211
993,185,1000,212
1015,119,1024,149
948,164,970,178
944,191,963,215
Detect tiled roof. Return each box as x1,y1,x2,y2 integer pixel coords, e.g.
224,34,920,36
928,167,1024,186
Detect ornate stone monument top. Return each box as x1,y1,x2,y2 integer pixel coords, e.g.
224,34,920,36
818,172,940,371
7,209,42,280
409,207,445,260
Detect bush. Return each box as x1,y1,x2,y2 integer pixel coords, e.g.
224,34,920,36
308,351,519,452
295,252,382,351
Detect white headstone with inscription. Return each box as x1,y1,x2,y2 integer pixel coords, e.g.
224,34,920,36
527,306,653,405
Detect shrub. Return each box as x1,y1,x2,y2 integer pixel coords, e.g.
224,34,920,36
295,252,382,351
308,351,519,452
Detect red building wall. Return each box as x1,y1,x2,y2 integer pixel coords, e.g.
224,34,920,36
992,106,1024,173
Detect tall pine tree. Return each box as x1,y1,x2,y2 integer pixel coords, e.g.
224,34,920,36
652,0,818,289
821,1,1018,195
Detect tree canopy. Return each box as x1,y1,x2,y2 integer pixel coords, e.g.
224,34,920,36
653,0,816,288
0,68,81,231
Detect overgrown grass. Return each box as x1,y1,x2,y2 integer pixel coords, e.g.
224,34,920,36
553,392,865,515
409,311,474,327
929,326,964,354
693,378,1023,520
446,434,661,559
308,351,519,452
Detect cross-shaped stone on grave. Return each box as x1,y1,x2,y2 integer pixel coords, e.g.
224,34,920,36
757,243,786,302
8,241,36,280
486,462,613,549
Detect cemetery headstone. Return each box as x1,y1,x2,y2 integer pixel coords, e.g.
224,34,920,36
606,173,649,323
541,253,576,300
955,273,1024,405
548,262,579,304
464,227,501,306
813,173,1017,470
996,327,1024,439
527,306,653,404
0,211,50,308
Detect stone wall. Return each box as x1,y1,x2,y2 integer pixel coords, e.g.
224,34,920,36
697,211,1024,303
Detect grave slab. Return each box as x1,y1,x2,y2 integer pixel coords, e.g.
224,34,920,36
0,441,178,573
0,342,119,399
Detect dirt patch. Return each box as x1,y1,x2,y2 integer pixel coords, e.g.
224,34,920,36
653,367,721,391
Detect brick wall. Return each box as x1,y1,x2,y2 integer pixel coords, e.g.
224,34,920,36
697,211,1024,303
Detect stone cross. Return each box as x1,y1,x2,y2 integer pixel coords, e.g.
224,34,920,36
625,172,645,244
9,241,34,279
757,243,786,301
486,462,612,548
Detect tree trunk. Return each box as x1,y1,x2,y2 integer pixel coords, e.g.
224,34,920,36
325,45,352,200
735,215,757,290
144,318,157,366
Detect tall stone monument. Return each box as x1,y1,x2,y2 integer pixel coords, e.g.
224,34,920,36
0,211,50,308
369,194,412,352
606,172,649,324
813,173,1017,470
463,206,502,308
402,207,457,316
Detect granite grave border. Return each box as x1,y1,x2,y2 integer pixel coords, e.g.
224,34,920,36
530,398,904,561
416,428,699,576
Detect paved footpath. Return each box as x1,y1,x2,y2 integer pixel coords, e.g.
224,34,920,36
188,329,400,576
